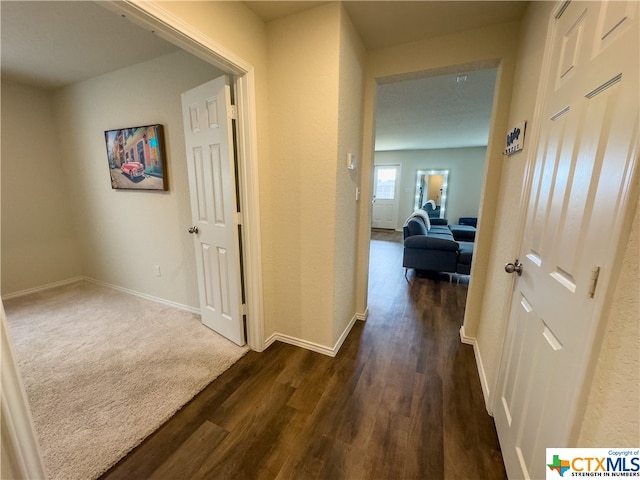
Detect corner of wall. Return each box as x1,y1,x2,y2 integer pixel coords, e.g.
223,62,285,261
460,325,493,414
466,0,556,412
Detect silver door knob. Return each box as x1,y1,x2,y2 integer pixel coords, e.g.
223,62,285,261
505,260,523,276
188,226,199,234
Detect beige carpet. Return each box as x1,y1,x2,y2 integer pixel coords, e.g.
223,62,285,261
3,281,249,480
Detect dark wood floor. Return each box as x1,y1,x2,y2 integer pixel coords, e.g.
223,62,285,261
100,230,505,480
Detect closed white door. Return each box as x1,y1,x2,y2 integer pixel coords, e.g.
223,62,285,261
181,76,245,346
372,165,400,229
495,2,638,479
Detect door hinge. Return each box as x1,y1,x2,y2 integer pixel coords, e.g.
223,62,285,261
235,211,243,225
229,104,237,120
241,303,247,315
588,266,601,298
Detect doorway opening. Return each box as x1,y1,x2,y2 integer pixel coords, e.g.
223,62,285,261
1,4,266,477
369,66,497,291
104,2,265,351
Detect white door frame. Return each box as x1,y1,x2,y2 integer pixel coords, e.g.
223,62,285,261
101,1,265,352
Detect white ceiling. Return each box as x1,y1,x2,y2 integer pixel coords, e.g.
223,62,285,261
245,1,527,50
375,68,498,151
343,1,527,50
1,1,527,150
0,1,179,90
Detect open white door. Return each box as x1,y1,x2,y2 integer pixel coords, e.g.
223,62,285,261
495,2,638,479
181,76,245,346
372,165,400,229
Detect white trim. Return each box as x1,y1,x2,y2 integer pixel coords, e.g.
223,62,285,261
333,314,358,354
355,308,369,321
100,1,265,352
263,332,278,351
265,314,360,357
233,73,265,352
99,1,250,75
2,276,201,314
1,307,47,479
83,278,201,314
265,333,337,357
460,326,492,414
1,276,84,301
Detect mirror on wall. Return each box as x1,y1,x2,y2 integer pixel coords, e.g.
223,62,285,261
414,170,449,219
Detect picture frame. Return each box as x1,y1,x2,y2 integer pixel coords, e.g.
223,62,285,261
104,124,168,190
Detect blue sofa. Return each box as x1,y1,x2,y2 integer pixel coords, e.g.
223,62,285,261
402,214,474,276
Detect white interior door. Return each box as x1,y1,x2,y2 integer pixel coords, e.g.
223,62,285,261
181,76,245,346
495,2,638,479
372,165,400,229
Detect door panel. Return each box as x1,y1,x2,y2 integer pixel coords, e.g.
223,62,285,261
182,76,245,346
372,165,400,229
495,2,638,478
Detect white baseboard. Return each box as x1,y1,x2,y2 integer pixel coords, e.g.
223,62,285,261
265,313,359,357
2,276,200,315
333,314,358,353
460,325,493,415
3,278,364,360
1,277,84,301
83,277,200,314
264,332,336,357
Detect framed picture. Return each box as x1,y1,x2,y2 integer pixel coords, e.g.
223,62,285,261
104,124,168,190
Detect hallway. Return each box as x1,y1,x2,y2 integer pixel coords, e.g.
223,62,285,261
101,230,505,479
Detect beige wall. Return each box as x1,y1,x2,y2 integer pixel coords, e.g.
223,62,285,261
357,21,520,315
53,51,220,307
0,52,234,307
265,3,340,347
265,2,365,349
471,0,554,402
375,147,486,229
333,5,366,343
578,195,639,446
1,82,82,294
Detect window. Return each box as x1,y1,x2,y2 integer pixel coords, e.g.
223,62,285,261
375,167,397,200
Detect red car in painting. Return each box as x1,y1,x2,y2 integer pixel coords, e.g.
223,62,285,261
121,162,144,180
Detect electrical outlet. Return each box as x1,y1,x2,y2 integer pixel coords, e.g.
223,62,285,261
154,265,161,277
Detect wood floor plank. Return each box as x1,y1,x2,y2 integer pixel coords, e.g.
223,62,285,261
404,372,445,478
148,420,227,480
192,382,296,480
362,409,411,479
253,408,311,480
100,231,506,480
